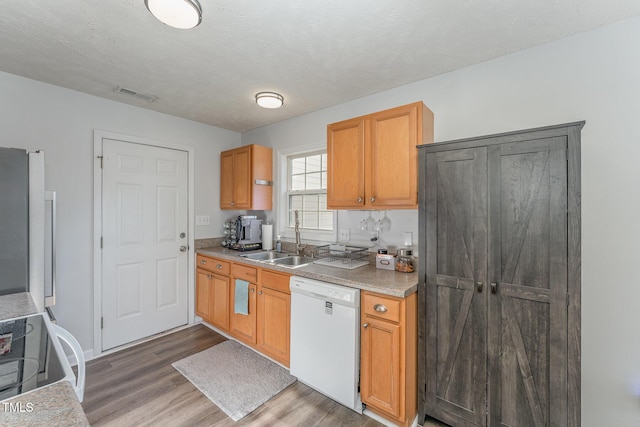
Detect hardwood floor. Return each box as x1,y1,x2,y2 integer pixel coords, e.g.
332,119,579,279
82,324,385,426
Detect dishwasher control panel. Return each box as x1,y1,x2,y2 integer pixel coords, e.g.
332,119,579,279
290,276,359,307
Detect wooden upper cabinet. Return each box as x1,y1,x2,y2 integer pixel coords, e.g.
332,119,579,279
327,102,433,210
327,117,366,208
220,144,273,210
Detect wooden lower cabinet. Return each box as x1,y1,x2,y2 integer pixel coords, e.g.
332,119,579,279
360,291,417,427
209,273,230,331
196,267,230,331
195,268,213,321
257,270,291,367
229,281,257,344
196,255,291,367
230,263,259,344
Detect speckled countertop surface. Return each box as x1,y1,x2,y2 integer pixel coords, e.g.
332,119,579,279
0,293,39,321
0,381,89,426
197,247,418,298
0,293,89,426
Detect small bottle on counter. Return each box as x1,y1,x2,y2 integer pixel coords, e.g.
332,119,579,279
275,235,282,252
395,248,415,273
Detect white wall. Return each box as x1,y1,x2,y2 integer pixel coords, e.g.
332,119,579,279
242,17,640,426
0,71,241,355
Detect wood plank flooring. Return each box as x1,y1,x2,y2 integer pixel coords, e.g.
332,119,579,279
82,324,386,426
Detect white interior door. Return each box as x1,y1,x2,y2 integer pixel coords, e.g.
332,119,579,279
101,139,188,350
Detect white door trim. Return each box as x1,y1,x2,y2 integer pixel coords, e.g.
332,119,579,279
93,130,195,356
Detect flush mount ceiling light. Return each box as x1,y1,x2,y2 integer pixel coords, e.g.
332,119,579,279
255,92,284,109
145,0,202,29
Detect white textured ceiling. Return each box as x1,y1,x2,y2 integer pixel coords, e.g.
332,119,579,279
1,1,640,132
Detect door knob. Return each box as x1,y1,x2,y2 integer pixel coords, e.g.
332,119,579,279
363,323,369,328
357,197,363,203
370,196,376,203
179,246,187,252
180,232,186,238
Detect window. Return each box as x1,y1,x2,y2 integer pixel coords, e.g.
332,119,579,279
287,151,334,232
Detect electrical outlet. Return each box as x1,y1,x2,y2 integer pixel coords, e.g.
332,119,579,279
403,231,413,246
339,228,350,241
196,215,210,226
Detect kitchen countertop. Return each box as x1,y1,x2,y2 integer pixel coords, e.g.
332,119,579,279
0,293,89,426
197,247,418,298
0,381,89,427
0,292,39,321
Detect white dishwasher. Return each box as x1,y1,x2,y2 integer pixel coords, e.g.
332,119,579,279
289,276,362,413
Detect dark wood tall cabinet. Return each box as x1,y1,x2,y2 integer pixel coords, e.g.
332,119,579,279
417,122,582,427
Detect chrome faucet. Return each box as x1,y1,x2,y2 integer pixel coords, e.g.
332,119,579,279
294,210,305,256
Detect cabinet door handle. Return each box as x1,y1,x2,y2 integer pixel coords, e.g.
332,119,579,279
477,281,484,293
216,264,223,269
258,291,263,295
491,282,498,294
373,304,387,313
363,323,369,328
200,259,206,265
251,288,255,293
357,197,363,203
230,201,235,206
370,196,376,203
207,274,212,279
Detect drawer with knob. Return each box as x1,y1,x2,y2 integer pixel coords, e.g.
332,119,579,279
197,255,230,275
362,292,401,323
232,263,258,283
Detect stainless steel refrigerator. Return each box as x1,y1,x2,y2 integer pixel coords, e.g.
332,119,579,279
0,147,85,402
0,147,53,314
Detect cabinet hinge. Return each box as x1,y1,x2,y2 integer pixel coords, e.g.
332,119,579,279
567,293,570,307
101,317,104,329
97,155,103,169
100,236,103,249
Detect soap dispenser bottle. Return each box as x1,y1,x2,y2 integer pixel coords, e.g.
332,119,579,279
276,235,282,253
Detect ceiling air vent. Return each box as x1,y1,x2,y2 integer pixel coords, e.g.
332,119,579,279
114,86,158,102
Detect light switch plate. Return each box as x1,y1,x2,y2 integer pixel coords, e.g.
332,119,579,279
196,215,210,226
339,228,350,241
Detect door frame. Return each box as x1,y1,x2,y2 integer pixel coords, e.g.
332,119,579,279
92,130,196,357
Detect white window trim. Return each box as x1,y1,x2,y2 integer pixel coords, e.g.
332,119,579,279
276,144,337,244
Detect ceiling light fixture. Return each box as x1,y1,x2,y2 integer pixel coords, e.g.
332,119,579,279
145,0,202,30
255,92,284,109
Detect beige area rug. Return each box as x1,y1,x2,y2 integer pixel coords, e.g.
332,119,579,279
172,340,296,421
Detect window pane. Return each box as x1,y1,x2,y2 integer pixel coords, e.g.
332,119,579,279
290,195,303,211
303,211,319,229
306,172,322,190
319,211,333,230
291,157,305,175
319,194,327,210
291,174,305,191
303,194,319,211
286,150,333,233
306,155,321,173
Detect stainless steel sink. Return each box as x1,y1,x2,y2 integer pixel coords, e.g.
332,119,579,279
240,251,290,261
269,255,316,268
